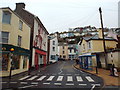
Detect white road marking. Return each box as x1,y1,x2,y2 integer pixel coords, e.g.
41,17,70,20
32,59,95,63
86,76,94,82
19,76,30,80
46,76,55,81
79,84,87,86
20,82,28,84
66,83,74,85
1,82,7,83
91,84,101,86
54,83,61,85
31,82,38,84
76,76,83,82
43,83,50,85
67,76,73,82
10,82,17,83
56,76,63,81
19,85,37,88
58,68,63,74
27,76,38,80
91,85,96,90
37,76,46,81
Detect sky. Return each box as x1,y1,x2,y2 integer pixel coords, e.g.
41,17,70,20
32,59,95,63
0,0,120,33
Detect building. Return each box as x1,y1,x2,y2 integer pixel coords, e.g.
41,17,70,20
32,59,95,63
68,44,78,60
48,33,58,63
14,3,49,69
0,7,31,77
79,29,118,69
118,1,120,28
58,43,68,60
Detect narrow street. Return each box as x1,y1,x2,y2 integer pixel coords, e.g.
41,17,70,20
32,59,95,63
1,60,104,89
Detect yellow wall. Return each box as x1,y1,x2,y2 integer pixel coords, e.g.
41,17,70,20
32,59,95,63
0,8,30,49
59,45,68,59
80,39,117,54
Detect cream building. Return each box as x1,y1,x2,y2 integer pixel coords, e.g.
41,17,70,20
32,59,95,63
58,43,68,60
79,29,118,69
0,7,31,77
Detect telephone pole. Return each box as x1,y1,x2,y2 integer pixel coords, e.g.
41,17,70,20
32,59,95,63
99,7,108,69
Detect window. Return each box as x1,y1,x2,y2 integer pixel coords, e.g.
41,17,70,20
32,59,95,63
63,51,64,54
18,35,22,47
2,11,11,24
63,55,66,59
88,41,91,49
51,55,55,60
2,54,9,71
12,55,20,70
1,32,9,43
53,41,55,45
83,44,85,50
53,47,55,51
19,20,23,30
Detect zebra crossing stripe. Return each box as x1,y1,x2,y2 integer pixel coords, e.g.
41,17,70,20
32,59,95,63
37,76,46,81
57,76,63,81
67,76,73,82
27,76,38,80
79,84,87,86
46,76,55,81
76,76,83,82
54,83,61,85
86,76,94,82
66,83,74,85
19,76,30,80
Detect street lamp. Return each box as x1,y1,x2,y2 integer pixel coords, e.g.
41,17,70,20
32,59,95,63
9,48,14,79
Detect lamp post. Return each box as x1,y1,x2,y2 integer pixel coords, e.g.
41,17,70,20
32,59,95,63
9,48,14,79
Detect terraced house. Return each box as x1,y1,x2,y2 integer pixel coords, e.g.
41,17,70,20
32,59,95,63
0,7,31,77
79,29,118,70
14,3,49,70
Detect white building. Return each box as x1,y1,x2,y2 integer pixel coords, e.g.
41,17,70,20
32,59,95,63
118,1,120,28
49,33,58,63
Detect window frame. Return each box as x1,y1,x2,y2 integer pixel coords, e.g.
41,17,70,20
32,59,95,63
1,31,9,44
2,11,11,24
18,35,22,47
19,20,23,30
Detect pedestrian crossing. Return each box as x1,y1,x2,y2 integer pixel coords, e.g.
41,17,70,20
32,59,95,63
19,75,95,83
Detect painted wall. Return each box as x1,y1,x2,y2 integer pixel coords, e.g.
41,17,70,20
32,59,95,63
80,39,117,54
59,45,68,60
49,36,58,62
0,8,30,50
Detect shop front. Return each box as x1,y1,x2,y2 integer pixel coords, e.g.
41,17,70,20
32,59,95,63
1,44,30,77
79,54,95,70
34,49,47,70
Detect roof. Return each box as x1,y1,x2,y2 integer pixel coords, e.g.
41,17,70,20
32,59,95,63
1,7,31,28
79,35,118,45
83,35,117,41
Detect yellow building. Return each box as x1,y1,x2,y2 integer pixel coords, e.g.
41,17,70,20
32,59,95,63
79,29,118,69
58,43,68,60
0,7,31,77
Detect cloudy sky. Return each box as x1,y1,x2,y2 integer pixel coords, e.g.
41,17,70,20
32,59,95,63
0,0,119,33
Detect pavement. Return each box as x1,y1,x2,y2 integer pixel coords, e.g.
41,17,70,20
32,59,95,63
74,64,120,89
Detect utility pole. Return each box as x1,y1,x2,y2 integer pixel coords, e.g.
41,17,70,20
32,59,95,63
99,7,108,69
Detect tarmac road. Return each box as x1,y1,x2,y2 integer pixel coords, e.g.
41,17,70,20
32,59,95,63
1,60,104,89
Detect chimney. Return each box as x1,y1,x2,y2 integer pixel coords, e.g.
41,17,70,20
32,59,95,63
98,28,103,38
15,3,25,10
